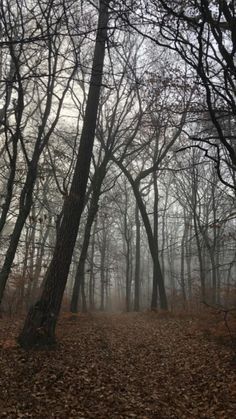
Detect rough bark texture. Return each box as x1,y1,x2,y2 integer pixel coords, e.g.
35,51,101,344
18,0,109,349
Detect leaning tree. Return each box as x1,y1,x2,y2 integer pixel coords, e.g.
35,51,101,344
18,0,110,348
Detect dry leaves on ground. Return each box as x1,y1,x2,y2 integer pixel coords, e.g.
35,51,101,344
0,312,235,418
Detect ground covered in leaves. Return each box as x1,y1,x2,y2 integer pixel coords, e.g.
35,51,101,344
0,312,235,418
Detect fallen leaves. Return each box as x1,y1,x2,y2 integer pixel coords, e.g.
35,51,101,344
0,312,235,418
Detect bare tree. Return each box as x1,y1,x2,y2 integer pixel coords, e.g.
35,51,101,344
18,0,110,348
120,0,236,187
0,0,79,304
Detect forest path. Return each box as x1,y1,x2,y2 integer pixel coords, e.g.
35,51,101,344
0,312,235,418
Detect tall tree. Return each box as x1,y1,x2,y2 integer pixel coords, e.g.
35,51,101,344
0,0,78,304
18,0,110,348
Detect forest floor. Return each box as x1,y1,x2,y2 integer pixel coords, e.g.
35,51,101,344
0,311,235,419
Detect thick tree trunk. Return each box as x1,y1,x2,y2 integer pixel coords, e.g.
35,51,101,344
18,1,109,348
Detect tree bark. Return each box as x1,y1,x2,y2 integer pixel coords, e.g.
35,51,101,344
18,0,109,348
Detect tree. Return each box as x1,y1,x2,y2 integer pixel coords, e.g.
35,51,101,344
70,155,108,313
70,35,147,312
0,0,79,304
134,201,141,310
112,73,194,309
122,0,236,188
18,0,110,348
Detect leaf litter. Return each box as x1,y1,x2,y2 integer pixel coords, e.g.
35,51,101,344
0,312,235,418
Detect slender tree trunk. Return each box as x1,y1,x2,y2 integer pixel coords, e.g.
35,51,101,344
70,260,83,313
125,239,131,312
123,194,131,312
18,1,109,348
115,162,168,310
151,171,159,309
180,220,187,307
0,47,75,303
70,158,108,312
81,271,87,313
0,57,23,235
134,202,140,311
0,136,18,235
17,226,30,312
134,182,167,310
104,247,110,311
89,219,97,310
26,211,37,305
185,219,192,300
160,190,168,278
0,159,39,305
100,226,107,311
191,168,206,301
193,215,206,300
30,219,51,306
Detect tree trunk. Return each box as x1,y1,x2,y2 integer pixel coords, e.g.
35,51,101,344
125,240,131,312
70,157,108,312
180,220,187,307
100,225,107,311
185,218,192,300
193,215,206,300
89,219,97,310
134,202,140,311
18,1,109,348
151,171,159,309
123,190,131,312
0,160,39,305
0,135,18,235
29,219,51,306
114,161,168,310
133,180,167,310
